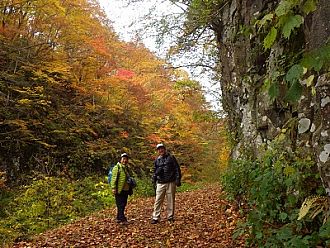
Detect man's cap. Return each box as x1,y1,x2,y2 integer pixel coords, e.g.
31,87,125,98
156,143,165,149
121,153,129,158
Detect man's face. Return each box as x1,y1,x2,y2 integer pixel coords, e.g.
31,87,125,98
157,147,166,156
121,156,128,164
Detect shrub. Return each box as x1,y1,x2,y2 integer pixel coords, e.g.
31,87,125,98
221,141,328,247
0,176,115,245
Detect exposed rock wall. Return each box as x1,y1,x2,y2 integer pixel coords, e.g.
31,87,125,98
213,0,330,195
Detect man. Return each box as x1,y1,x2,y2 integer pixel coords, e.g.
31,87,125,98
151,143,181,224
111,153,130,225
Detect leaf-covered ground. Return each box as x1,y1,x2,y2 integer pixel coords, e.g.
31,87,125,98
13,184,245,247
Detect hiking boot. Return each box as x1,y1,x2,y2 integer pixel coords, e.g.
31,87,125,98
117,218,128,224
167,217,174,223
151,219,158,224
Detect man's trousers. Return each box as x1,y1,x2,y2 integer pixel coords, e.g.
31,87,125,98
152,181,176,220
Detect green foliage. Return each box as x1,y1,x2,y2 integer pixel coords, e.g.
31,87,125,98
285,64,304,82
129,173,155,198
259,0,305,44
188,0,224,27
268,81,280,100
319,221,330,244
256,13,274,30
93,181,116,205
221,160,258,201
0,176,114,245
221,134,328,247
301,42,330,72
264,27,278,49
302,0,318,14
255,0,328,104
281,15,304,39
275,0,297,17
285,80,303,102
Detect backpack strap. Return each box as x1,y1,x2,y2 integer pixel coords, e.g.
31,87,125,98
115,163,120,191
122,165,130,177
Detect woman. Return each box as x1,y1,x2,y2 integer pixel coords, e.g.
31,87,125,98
111,153,131,224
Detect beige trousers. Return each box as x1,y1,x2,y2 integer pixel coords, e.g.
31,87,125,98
152,182,176,220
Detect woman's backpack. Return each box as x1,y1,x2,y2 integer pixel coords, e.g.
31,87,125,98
107,164,115,184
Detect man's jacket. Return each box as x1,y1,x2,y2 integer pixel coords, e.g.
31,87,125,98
153,153,181,184
111,162,129,194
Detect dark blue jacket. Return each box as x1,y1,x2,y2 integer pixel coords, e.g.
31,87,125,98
153,153,181,184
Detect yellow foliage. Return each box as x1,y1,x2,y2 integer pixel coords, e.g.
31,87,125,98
36,141,57,148
298,195,330,224
17,99,33,105
219,145,230,170
37,100,51,106
283,166,295,175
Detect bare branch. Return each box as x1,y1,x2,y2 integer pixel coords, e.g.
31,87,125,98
165,63,215,70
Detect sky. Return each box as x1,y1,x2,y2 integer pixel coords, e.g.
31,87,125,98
98,1,139,41
97,0,221,111
98,0,168,53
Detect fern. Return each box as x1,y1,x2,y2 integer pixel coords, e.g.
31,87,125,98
298,195,330,224
302,0,318,15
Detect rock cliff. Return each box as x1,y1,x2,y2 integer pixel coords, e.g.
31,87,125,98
212,0,329,195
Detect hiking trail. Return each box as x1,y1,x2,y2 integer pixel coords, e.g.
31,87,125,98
13,184,245,247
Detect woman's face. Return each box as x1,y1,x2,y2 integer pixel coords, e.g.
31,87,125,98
121,156,128,164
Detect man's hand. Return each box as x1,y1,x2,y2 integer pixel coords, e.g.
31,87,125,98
151,177,157,190
152,175,157,185
112,189,117,195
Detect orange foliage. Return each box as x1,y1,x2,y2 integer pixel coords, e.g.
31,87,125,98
88,36,110,57
115,69,135,80
146,133,162,143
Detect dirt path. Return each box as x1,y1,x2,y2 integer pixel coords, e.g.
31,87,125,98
13,184,245,247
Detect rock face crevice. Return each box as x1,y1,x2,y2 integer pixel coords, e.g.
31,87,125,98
213,0,330,195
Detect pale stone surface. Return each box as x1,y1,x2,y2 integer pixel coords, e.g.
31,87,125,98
298,118,311,134
321,96,330,108
319,144,330,163
310,123,316,133
321,131,328,137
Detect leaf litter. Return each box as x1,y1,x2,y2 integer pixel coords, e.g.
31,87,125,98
12,184,245,247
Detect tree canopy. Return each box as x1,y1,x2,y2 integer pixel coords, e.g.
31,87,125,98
0,0,223,184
